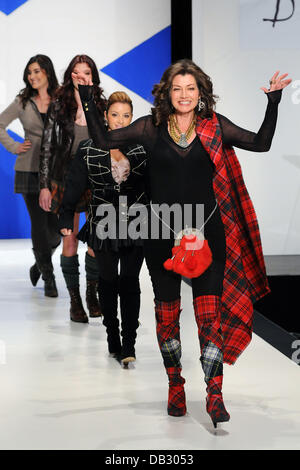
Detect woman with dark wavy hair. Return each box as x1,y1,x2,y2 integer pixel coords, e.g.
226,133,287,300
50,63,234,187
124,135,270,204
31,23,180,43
39,54,106,323
0,54,60,297
76,59,290,427
151,59,217,124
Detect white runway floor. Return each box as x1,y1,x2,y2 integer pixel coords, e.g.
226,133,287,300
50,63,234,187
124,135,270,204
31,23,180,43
0,239,300,450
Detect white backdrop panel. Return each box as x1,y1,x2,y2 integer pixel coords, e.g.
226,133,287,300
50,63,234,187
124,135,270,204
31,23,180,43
192,0,300,255
0,0,171,134
0,0,171,239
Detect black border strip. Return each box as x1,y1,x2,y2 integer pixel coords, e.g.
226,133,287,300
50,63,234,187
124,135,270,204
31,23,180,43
253,309,299,364
171,0,192,62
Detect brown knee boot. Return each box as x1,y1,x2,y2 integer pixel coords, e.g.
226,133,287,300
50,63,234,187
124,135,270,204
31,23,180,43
68,287,89,323
61,255,88,323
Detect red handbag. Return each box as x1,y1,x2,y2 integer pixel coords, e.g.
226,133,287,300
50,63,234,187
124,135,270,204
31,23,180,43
163,232,213,278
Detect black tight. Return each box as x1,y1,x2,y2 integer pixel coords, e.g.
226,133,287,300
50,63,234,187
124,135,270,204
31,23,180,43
144,239,225,301
22,193,60,253
94,246,144,282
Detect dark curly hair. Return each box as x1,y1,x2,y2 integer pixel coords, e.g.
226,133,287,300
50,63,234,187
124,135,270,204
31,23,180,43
55,54,106,123
151,59,218,126
18,54,59,109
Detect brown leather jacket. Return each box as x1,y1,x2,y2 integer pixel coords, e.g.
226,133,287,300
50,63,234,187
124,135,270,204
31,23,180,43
39,100,76,189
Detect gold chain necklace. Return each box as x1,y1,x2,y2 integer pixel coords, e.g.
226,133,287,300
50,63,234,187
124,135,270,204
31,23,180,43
169,113,196,148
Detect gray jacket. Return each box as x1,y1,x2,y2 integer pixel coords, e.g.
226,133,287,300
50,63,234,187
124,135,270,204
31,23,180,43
0,96,44,172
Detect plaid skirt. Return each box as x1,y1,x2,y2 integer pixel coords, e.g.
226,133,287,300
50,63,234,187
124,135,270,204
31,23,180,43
14,171,39,194
50,179,91,214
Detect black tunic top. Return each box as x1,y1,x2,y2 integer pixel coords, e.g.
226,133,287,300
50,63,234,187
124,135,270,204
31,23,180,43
77,88,281,244
75,86,282,296
151,122,226,265
59,138,149,252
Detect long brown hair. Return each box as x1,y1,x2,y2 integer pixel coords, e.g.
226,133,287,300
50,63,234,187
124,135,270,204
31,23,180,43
18,54,58,109
55,54,106,123
151,59,218,126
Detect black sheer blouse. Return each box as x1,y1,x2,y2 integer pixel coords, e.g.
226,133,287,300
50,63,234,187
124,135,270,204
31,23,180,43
79,86,281,152
79,86,281,211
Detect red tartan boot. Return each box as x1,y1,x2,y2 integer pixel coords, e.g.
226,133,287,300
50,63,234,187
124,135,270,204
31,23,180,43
206,375,230,428
155,299,186,417
166,367,186,417
193,295,230,427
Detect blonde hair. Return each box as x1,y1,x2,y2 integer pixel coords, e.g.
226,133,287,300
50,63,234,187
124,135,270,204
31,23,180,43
107,91,133,113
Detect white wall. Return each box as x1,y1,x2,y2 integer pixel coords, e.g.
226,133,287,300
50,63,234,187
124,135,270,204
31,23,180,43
192,0,300,255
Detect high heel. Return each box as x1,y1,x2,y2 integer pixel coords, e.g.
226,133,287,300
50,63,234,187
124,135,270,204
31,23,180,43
206,393,230,427
154,299,184,417
121,346,136,365
29,262,40,286
206,375,230,427
167,368,186,417
33,249,58,297
168,384,186,416
119,276,140,368
31,244,60,289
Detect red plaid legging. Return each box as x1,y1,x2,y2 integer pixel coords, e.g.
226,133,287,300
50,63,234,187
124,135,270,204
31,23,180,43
155,295,223,377
155,295,223,380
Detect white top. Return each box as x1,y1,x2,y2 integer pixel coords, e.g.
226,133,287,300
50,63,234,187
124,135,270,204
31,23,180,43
111,156,130,184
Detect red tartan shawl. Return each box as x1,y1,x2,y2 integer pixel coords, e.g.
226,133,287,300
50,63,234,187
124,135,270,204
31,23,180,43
196,112,270,365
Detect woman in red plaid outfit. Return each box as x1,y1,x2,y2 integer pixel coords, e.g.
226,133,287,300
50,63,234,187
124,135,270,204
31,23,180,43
76,60,290,427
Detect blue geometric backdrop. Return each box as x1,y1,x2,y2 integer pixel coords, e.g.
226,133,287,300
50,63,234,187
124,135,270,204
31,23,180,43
0,131,31,238
0,15,171,238
101,26,171,104
0,0,28,15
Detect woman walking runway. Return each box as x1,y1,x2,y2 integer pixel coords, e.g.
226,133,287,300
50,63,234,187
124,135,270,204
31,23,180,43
76,60,290,427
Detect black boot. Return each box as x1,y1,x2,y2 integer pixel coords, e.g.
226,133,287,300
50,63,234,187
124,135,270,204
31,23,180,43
30,240,61,287
98,277,121,355
29,261,40,287
61,254,88,323
86,280,103,317
119,276,141,364
85,252,102,318
33,250,58,297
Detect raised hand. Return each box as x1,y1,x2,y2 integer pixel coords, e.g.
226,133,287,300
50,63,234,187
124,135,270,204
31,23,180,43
60,228,72,236
261,71,292,93
71,72,93,87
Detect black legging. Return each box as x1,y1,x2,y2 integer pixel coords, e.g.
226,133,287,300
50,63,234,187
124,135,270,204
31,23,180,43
22,193,60,253
94,246,144,282
144,238,226,302
143,203,227,301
